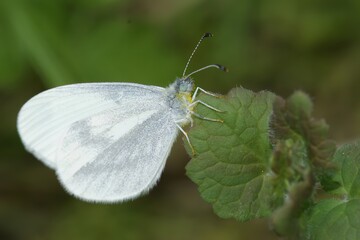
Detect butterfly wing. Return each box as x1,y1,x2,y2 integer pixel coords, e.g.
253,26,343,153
17,83,165,169
56,106,179,202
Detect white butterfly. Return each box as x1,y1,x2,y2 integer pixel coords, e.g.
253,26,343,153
17,33,226,203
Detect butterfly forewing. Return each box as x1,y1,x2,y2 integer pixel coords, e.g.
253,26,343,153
17,83,165,169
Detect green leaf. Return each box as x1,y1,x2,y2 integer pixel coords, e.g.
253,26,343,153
185,87,338,237
301,199,360,240
185,87,277,221
331,141,360,198
301,142,360,239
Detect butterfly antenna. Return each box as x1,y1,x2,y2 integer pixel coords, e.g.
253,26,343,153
184,64,228,79
182,32,213,77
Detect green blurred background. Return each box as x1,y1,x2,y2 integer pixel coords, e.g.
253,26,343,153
1,0,360,239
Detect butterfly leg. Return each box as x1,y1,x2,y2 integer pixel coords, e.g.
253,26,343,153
191,112,223,123
175,122,195,155
192,87,223,101
190,117,194,128
189,100,225,113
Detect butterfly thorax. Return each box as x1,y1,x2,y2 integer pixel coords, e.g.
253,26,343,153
166,77,195,126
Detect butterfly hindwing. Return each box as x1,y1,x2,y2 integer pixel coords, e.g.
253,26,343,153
56,107,179,202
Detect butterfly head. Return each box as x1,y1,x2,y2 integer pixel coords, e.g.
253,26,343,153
175,77,195,94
